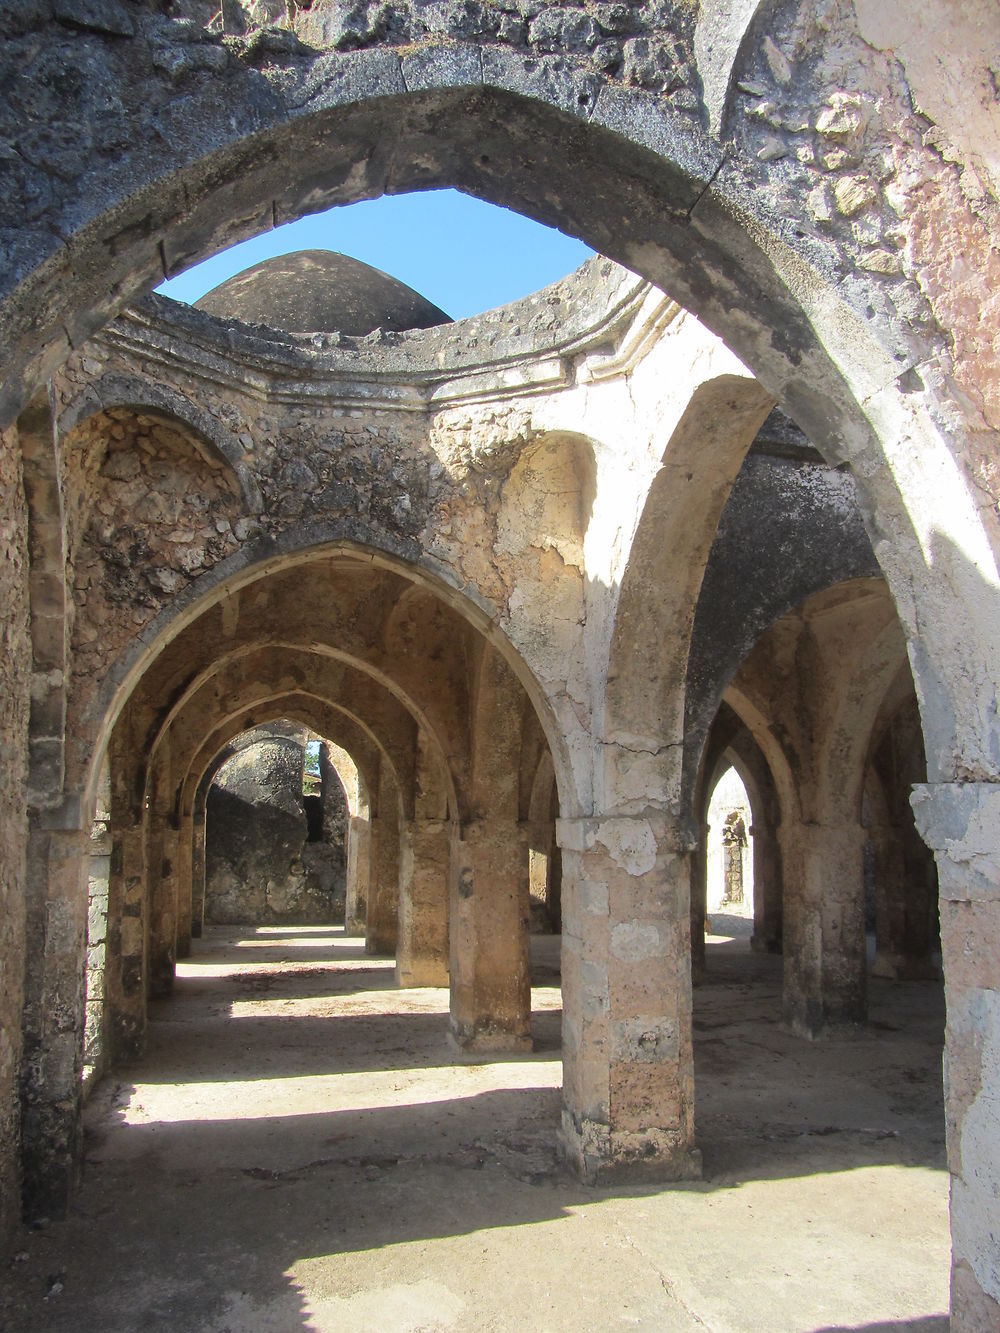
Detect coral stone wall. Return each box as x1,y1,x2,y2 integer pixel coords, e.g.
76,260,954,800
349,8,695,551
205,733,347,925
0,425,31,1246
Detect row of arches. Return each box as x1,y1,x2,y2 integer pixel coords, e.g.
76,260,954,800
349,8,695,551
2,14,998,1320
18,306,875,1216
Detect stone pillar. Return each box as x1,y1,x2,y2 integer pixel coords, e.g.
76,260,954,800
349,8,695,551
145,809,178,997
870,822,938,980
396,818,450,987
344,814,370,936
549,834,562,932
366,813,399,955
525,819,562,931
912,782,1000,1331
527,819,549,915
174,809,193,960
106,812,146,1063
20,808,88,1221
557,812,701,1184
689,822,707,984
750,817,783,954
190,800,206,940
84,809,111,1078
449,819,531,1052
780,820,867,1036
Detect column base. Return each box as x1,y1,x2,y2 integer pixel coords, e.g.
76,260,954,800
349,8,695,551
782,999,865,1040
344,915,366,937
448,1023,533,1056
560,1110,702,1185
20,1101,83,1224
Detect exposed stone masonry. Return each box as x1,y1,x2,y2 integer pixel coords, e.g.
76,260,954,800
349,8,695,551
205,726,348,924
0,424,31,1250
1,6,999,1325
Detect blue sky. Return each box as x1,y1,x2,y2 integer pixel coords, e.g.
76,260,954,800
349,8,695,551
156,189,595,321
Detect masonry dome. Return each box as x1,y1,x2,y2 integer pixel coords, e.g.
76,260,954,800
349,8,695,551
193,250,452,335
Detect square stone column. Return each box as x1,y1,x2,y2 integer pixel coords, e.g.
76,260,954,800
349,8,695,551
84,812,111,1076
749,817,783,955
366,813,399,955
174,809,193,960
449,819,531,1052
106,813,146,1063
870,823,938,980
145,810,177,997
344,814,370,936
689,822,708,984
779,821,867,1036
20,809,88,1221
557,812,701,1184
190,806,206,940
912,782,1000,1330
396,818,450,988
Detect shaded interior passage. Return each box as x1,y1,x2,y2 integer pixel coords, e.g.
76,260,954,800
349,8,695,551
2,928,949,1332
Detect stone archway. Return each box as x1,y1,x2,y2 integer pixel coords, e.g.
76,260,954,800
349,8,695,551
3,12,999,1318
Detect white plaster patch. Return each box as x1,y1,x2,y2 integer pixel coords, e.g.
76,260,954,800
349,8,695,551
578,875,609,915
912,783,1000,897
601,744,674,810
596,817,657,876
610,920,661,962
580,960,610,1018
951,988,1000,1304
612,1015,679,1063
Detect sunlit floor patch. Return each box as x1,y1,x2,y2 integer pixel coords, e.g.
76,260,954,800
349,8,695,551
4,925,950,1333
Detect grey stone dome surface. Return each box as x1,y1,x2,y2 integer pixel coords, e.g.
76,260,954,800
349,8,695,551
194,250,452,335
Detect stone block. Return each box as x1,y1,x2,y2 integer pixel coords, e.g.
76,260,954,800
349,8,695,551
609,1061,681,1133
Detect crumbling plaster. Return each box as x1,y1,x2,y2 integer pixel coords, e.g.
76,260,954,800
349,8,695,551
2,4,999,1321
54,270,757,829
0,424,30,1249
204,727,348,925
1,0,998,784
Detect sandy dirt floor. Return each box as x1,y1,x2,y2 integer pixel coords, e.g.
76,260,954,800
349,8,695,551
1,923,950,1332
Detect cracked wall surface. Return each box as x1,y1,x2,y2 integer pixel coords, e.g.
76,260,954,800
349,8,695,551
0,424,30,1249
1,3,999,1320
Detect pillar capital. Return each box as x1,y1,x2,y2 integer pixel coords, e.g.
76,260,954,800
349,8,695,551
556,809,698,862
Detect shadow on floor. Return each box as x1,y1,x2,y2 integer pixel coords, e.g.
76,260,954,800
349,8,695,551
0,926,950,1332
813,1322,949,1333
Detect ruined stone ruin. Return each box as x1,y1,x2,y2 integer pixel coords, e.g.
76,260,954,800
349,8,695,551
204,722,349,926
1,1,998,1328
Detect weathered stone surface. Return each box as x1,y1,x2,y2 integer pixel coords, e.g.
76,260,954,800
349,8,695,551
195,250,452,334
0,425,30,1249
206,730,347,924
1,11,1000,1325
